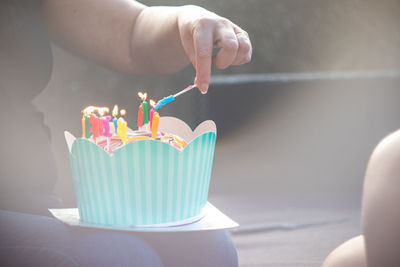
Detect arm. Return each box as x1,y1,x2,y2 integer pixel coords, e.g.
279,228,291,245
43,0,252,93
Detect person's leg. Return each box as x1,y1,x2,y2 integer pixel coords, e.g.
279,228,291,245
322,235,366,267
68,228,163,267
0,210,162,266
323,129,400,267
362,129,400,266
134,230,238,267
0,210,76,266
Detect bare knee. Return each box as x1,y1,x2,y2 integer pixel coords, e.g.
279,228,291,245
322,235,366,267
363,129,400,266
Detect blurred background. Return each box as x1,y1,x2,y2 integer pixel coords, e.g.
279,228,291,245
34,0,400,266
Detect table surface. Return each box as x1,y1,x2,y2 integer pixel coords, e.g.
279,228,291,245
210,194,361,267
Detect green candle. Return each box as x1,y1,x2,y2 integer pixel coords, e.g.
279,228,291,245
142,100,149,124
85,115,91,138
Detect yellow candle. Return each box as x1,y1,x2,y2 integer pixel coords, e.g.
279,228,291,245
81,114,86,138
151,112,160,139
117,117,127,143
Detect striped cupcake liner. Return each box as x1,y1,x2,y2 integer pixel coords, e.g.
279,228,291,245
65,117,216,226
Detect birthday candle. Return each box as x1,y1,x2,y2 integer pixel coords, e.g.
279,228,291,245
82,108,93,138
149,99,156,128
103,116,112,137
103,116,112,152
151,112,160,139
112,105,118,135
98,116,104,136
138,92,149,127
137,104,143,128
98,107,109,137
82,114,86,138
81,107,92,138
149,109,154,128
90,113,100,144
89,113,96,137
117,117,127,143
142,99,149,125
85,114,91,138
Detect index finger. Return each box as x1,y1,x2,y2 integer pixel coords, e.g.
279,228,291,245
193,22,214,94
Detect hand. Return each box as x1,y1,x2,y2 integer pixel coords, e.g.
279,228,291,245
178,5,252,93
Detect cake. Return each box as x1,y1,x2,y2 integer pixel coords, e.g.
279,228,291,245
65,105,217,226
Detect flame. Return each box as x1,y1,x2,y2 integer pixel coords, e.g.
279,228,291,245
138,92,147,101
98,107,109,116
82,106,98,115
112,105,118,117
149,99,156,108
82,106,109,116
120,109,126,116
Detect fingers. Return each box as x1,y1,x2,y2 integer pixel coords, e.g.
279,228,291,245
182,11,252,94
213,22,252,68
192,18,214,94
213,23,239,69
232,26,252,65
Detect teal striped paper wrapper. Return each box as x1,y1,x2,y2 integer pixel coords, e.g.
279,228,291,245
66,118,216,226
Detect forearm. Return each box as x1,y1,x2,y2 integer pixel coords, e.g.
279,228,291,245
42,0,147,74
130,6,191,74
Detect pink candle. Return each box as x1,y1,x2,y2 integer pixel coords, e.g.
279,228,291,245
149,99,156,128
103,116,112,137
137,104,143,128
102,116,112,152
97,108,109,137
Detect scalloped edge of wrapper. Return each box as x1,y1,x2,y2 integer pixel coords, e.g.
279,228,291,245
64,117,218,227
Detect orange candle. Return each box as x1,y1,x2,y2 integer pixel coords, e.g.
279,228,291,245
151,112,160,139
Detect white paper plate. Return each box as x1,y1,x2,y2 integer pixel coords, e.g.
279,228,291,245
50,202,238,232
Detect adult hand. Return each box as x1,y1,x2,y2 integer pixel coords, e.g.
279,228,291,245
178,5,252,93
